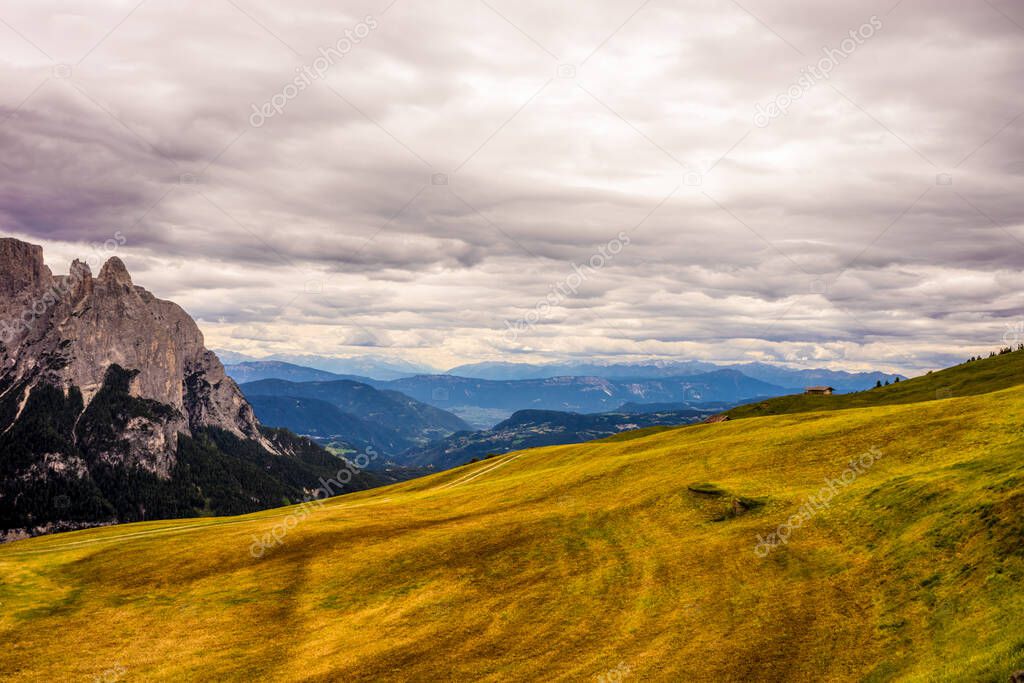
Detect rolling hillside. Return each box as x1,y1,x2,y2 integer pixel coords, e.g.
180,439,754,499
725,349,1024,420
2,358,1023,680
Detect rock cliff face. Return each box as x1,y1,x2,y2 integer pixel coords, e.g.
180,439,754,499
0,237,269,470
0,237,380,538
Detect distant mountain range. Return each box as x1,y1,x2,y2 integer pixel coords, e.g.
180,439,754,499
239,379,471,457
224,360,901,429
216,352,436,380
400,408,716,469
376,370,795,415
222,358,907,456
221,355,903,391
226,361,362,384
446,360,720,380
238,376,726,469
444,360,901,390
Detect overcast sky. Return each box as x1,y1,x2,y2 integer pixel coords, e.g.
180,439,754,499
1,0,1022,373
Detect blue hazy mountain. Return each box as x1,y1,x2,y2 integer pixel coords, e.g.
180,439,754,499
445,360,900,391
239,379,470,455
218,352,436,380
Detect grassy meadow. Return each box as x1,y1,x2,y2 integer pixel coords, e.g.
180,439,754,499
2,355,1024,680
726,349,1024,419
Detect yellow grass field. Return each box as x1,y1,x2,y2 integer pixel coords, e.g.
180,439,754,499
2,367,1024,680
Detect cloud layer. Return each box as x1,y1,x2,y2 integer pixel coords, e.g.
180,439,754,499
2,0,1022,373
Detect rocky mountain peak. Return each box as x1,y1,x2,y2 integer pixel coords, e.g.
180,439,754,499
0,237,381,540
0,237,272,466
98,256,132,287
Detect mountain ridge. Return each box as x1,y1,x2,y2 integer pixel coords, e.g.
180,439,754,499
373,370,796,416
443,359,902,389
218,352,435,380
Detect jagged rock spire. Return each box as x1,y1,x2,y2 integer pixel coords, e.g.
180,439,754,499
98,256,133,287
